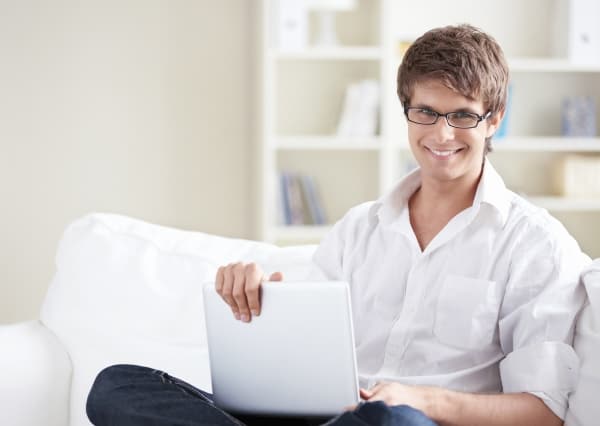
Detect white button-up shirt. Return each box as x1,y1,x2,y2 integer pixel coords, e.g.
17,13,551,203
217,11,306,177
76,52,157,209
311,160,589,419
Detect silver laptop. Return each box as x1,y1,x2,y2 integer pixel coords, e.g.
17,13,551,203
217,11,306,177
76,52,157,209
202,281,360,417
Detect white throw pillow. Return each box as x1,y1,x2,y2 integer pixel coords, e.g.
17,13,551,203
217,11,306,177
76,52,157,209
40,213,316,426
566,259,600,426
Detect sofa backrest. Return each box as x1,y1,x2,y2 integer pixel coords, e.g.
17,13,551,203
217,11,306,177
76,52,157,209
40,213,316,426
40,213,600,426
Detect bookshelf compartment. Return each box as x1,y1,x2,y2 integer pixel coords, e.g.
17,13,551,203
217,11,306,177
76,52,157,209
307,0,381,47
276,60,380,136
553,212,600,257
276,150,379,227
507,73,600,137
490,151,571,196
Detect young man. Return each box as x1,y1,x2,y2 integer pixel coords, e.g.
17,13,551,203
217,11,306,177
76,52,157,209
87,25,589,426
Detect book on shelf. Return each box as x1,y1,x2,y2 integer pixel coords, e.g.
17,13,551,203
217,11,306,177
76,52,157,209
336,79,380,137
288,172,306,225
278,173,291,226
278,172,327,226
300,174,327,225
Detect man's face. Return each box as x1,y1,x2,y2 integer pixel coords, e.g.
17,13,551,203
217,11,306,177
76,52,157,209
406,79,501,186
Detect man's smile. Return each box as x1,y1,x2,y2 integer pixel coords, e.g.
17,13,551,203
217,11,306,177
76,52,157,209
426,147,465,158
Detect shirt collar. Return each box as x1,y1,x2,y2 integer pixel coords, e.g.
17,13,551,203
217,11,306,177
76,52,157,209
369,167,420,227
474,158,512,225
369,158,512,228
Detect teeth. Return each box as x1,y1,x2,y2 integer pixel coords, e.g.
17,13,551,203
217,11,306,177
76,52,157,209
431,149,458,157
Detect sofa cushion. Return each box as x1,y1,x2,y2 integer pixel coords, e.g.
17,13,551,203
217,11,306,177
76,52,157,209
40,213,316,426
565,259,600,426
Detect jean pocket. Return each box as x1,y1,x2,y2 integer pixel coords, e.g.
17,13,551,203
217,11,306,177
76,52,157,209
433,274,501,349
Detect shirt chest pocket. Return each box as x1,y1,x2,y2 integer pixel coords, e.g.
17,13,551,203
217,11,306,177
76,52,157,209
434,275,502,349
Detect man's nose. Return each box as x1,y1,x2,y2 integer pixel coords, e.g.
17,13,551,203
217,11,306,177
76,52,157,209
432,115,456,141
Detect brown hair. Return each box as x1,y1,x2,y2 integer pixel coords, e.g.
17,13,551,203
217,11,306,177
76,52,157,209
397,24,509,152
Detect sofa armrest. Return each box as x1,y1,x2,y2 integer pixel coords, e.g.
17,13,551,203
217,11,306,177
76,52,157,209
0,320,72,426
566,260,600,426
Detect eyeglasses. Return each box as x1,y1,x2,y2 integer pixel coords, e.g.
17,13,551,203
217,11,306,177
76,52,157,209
404,106,491,129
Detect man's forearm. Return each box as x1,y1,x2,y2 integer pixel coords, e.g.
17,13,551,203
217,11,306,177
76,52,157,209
430,389,562,426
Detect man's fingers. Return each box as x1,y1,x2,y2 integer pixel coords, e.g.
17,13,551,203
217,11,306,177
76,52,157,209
359,388,373,400
215,266,225,294
232,263,250,322
361,382,387,401
245,263,263,317
269,271,284,281
215,262,273,322
220,264,238,319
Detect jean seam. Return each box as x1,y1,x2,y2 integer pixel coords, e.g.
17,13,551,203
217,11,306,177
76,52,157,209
151,369,245,426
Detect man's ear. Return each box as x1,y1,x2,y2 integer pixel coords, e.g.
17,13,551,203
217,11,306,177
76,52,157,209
486,109,505,138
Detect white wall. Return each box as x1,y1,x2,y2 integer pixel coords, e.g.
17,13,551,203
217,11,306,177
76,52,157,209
0,0,255,323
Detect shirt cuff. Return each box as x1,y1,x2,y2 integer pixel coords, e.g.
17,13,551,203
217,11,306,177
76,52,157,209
500,341,580,419
527,390,570,420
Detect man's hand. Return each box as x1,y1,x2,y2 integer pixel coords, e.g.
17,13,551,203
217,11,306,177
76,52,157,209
351,382,562,426
356,382,435,418
215,262,283,322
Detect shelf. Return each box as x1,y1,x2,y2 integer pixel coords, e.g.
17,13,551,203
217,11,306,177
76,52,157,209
273,225,331,242
275,136,381,150
391,57,600,72
271,46,382,61
494,137,600,152
527,196,600,212
391,138,600,152
273,198,600,241
509,58,600,72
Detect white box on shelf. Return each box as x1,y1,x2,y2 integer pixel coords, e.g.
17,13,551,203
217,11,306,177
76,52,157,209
562,96,597,137
553,0,600,64
556,155,600,197
274,0,308,51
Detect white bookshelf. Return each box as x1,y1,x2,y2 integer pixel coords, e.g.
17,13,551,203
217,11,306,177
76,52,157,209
258,0,600,257
494,137,600,152
258,0,388,245
509,58,600,73
272,46,382,60
277,136,381,151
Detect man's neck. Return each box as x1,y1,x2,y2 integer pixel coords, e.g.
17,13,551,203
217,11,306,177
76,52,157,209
415,171,480,214
408,166,483,251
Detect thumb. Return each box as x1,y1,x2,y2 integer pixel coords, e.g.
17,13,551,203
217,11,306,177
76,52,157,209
360,388,374,400
268,271,283,281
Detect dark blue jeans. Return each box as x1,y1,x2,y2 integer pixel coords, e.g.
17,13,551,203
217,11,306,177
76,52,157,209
86,364,438,426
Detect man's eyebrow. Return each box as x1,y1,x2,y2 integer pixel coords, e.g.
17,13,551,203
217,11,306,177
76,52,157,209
452,107,480,114
410,103,481,114
411,103,435,110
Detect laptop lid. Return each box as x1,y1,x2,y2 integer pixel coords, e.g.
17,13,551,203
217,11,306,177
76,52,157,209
202,281,359,417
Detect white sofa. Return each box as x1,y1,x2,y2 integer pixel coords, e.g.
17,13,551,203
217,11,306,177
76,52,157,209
1,213,599,426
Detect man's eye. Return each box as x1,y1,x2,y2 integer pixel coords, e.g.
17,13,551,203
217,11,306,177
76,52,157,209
453,112,474,119
417,109,437,117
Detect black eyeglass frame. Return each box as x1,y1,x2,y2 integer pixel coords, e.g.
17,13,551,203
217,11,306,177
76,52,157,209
403,106,492,129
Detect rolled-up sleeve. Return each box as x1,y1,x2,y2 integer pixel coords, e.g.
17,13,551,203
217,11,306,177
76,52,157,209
498,218,589,419
500,342,579,418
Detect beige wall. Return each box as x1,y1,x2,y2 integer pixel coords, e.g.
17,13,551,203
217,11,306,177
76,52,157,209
0,0,255,323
